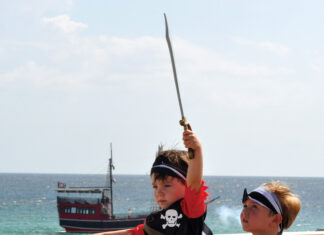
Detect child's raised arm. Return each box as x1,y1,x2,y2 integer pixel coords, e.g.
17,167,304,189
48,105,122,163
182,130,203,192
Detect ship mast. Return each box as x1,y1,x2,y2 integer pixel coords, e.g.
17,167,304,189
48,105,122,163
109,142,114,216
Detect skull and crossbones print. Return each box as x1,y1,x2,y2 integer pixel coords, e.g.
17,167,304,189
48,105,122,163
160,209,183,229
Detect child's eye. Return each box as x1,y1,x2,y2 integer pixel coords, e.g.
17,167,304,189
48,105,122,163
152,185,157,189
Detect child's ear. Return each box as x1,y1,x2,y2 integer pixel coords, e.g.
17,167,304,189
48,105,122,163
271,214,282,227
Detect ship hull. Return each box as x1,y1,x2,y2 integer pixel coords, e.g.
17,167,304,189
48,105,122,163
60,217,145,232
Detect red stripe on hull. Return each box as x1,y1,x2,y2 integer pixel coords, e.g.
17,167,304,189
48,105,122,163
64,226,120,232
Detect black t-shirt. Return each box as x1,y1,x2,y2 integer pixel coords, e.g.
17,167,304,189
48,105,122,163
143,199,212,235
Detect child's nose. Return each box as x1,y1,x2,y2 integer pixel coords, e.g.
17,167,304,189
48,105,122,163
242,207,249,215
156,187,164,195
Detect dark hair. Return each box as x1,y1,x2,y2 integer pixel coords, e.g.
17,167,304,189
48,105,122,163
150,145,189,184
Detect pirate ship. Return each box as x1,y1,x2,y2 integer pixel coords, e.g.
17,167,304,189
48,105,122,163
56,143,147,233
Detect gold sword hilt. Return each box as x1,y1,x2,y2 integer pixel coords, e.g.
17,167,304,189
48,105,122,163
179,117,194,159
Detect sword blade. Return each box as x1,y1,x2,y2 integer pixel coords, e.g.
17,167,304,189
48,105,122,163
164,13,185,119
163,14,195,159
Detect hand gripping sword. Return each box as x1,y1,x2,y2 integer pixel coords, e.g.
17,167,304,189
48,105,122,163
164,13,194,159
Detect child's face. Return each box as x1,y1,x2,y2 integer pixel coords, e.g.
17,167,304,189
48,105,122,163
151,175,185,209
240,199,276,234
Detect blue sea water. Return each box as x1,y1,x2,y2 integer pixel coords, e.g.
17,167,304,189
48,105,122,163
0,173,324,234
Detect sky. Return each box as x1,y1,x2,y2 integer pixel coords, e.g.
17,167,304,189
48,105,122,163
1,0,324,177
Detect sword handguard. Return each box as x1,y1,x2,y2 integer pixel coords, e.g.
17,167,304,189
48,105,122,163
179,117,195,159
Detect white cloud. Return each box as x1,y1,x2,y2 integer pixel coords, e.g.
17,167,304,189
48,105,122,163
0,36,166,91
170,38,298,82
259,41,289,56
0,34,311,110
233,37,289,56
42,14,87,33
0,60,96,93
169,38,273,78
310,63,324,73
0,35,278,90
277,67,295,74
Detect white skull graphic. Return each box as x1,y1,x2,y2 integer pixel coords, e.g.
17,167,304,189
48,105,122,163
160,209,183,229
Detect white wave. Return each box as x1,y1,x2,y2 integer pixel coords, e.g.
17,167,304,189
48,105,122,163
215,205,241,225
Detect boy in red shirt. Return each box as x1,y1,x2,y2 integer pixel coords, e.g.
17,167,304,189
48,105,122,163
94,130,212,235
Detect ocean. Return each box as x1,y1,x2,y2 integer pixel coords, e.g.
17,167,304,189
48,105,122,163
0,173,323,234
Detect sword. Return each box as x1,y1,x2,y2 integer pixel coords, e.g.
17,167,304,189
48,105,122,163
164,13,194,159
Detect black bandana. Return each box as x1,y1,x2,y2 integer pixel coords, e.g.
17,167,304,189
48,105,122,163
242,186,283,233
150,155,187,180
